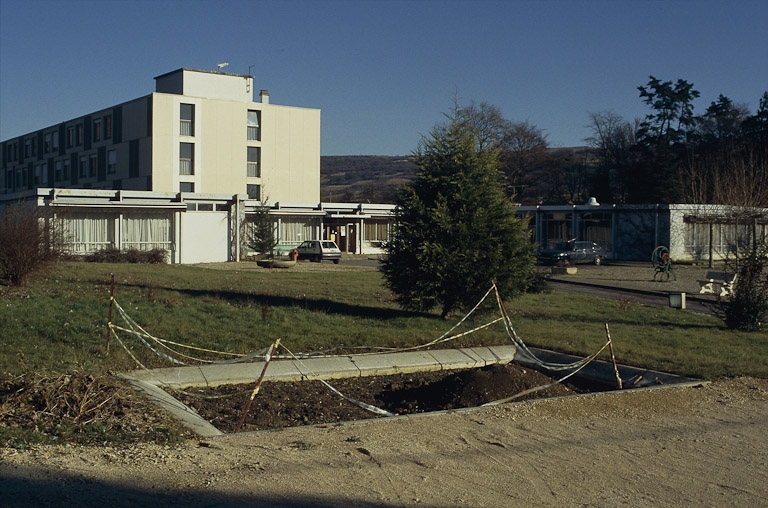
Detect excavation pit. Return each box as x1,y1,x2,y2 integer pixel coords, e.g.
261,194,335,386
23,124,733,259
120,346,704,436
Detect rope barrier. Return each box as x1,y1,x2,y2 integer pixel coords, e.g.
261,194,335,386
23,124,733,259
278,343,395,418
108,278,619,421
482,339,611,406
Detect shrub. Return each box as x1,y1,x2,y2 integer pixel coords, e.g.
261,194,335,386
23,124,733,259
84,248,168,264
722,247,768,331
0,204,62,286
527,270,552,294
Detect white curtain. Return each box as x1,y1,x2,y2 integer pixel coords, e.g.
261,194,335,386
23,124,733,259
59,213,114,254
123,212,172,250
278,217,318,244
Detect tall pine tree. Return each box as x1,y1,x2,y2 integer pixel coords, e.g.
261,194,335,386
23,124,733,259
380,107,535,318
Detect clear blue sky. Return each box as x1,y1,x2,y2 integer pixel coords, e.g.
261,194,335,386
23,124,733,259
1,0,767,155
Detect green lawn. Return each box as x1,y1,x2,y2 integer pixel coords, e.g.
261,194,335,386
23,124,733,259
1,261,766,380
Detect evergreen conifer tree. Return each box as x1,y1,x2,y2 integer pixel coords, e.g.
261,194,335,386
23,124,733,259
380,108,535,318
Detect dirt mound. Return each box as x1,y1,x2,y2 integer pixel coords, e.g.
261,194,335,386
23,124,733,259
1,363,585,445
175,363,584,433
0,371,188,447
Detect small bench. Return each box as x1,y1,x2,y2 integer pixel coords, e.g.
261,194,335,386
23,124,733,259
698,271,738,297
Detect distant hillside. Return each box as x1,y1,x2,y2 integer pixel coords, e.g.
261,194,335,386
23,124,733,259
321,156,417,203
321,147,596,205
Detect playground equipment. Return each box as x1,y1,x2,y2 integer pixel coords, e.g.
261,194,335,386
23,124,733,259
652,246,676,281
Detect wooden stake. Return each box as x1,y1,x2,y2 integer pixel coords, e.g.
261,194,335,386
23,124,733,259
605,323,622,389
235,339,281,433
105,273,116,355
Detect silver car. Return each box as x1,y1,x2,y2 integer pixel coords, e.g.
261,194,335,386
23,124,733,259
295,240,342,264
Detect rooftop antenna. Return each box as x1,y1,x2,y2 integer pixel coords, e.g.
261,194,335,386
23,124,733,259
217,62,229,71
245,65,256,94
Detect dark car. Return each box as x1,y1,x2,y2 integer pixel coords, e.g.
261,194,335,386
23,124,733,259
537,240,607,266
295,240,342,264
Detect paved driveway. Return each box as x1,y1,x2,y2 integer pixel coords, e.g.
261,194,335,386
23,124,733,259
545,261,719,314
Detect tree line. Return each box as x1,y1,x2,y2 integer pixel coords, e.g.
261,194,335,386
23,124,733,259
460,77,768,207
588,77,768,206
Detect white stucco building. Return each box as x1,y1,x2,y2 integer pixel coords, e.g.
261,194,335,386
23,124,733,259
1,68,320,202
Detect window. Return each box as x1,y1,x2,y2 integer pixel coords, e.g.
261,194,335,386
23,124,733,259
24,139,31,157
63,160,70,180
76,124,83,146
44,133,52,154
247,110,260,140
67,126,74,148
364,220,391,246
107,150,117,174
179,142,194,175
122,212,172,251
93,118,102,142
180,103,194,136
247,184,261,200
55,160,64,182
104,114,112,139
79,156,88,177
34,164,42,185
58,212,115,254
180,182,194,193
247,146,260,177
89,154,97,177
9,143,17,162
52,131,59,151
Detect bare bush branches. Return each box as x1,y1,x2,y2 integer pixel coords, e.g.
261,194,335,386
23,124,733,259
0,203,63,286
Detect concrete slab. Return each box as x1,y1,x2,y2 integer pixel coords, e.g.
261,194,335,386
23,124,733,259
287,356,362,381
350,350,445,376
119,376,222,437
462,346,516,366
124,346,520,389
126,362,267,389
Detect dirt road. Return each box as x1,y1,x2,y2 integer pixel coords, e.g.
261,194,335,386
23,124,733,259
2,377,767,507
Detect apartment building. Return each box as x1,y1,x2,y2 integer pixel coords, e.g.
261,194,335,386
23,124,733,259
1,68,321,202
0,69,400,263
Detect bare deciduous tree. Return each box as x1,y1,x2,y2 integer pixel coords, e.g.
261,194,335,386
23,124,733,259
585,110,639,203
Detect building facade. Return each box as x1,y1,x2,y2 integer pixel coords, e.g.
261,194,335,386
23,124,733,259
10,188,394,264
519,201,768,264
1,68,320,203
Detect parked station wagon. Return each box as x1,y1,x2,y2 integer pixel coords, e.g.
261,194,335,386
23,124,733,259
537,240,607,266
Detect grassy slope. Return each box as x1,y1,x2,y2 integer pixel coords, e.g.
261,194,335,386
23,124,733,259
1,262,766,380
